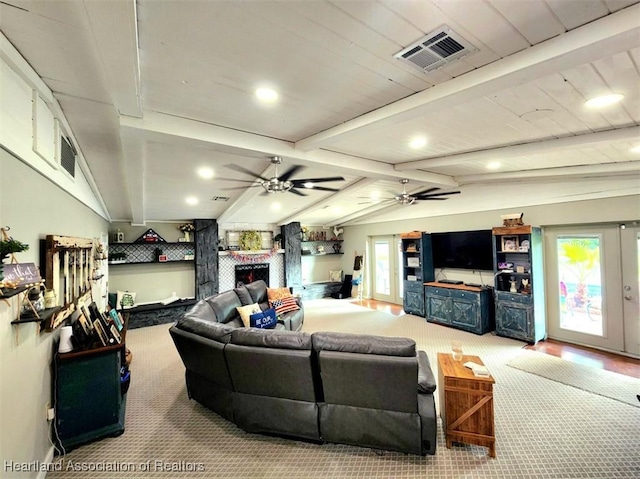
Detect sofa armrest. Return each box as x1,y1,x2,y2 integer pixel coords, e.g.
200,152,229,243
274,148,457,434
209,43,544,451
417,351,437,394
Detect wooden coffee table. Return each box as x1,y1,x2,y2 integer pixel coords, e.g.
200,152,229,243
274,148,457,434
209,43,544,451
437,352,496,457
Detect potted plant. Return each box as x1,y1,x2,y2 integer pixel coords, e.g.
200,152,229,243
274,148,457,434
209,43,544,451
0,234,29,282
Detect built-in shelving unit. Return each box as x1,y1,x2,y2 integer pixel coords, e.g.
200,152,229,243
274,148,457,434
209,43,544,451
401,232,434,316
301,240,343,255
108,242,195,265
492,225,545,343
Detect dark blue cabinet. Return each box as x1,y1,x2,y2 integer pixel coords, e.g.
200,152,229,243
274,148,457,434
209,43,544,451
401,232,434,316
492,226,545,343
55,346,127,451
425,284,494,334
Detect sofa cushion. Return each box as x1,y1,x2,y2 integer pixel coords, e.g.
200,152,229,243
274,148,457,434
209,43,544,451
234,285,253,305
176,316,235,343
205,289,243,324
183,299,216,322
249,307,278,329
231,328,312,350
312,332,416,357
245,280,268,305
267,287,293,301
236,303,262,328
270,296,300,316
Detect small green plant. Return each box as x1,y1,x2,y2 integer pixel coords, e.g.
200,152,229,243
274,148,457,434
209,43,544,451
0,237,29,262
109,252,127,261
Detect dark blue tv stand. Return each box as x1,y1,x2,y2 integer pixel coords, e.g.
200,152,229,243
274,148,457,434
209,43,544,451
424,282,495,335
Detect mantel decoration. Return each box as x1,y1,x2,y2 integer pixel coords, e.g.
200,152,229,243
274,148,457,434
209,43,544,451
179,223,195,242
239,230,261,251
0,226,29,287
228,250,277,263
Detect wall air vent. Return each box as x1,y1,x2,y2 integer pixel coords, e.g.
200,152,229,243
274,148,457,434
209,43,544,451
394,26,476,73
59,135,76,178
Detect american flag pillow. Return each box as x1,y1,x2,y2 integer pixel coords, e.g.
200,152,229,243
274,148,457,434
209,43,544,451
270,296,299,315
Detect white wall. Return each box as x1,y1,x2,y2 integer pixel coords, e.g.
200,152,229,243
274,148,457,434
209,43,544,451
340,195,640,295
0,150,109,478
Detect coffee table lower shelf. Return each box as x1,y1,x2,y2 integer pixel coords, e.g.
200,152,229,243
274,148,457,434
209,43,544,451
437,352,496,457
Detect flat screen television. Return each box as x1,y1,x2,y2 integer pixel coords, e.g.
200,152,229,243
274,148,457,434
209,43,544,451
431,230,493,271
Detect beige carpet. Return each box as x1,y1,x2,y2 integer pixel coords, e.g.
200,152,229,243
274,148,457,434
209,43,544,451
45,299,640,478
507,350,640,408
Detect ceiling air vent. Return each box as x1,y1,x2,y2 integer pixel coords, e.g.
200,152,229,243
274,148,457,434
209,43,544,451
394,26,476,73
211,196,230,202
59,135,76,178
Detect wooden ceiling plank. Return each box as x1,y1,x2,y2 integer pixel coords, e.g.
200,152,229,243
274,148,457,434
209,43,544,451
546,0,611,30
489,0,566,45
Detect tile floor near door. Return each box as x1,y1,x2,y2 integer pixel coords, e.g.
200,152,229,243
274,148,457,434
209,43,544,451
354,298,640,379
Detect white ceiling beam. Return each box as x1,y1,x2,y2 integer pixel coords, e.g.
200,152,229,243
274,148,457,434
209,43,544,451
396,126,640,170
456,161,640,184
119,111,457,186
295,4,640,151
119,129,146,225
82,0,142,117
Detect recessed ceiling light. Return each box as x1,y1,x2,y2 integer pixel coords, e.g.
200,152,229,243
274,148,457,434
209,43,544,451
185,196,198,205
271,202,282,210
303,182,314,189
370,191,381,200
409,136,427,149
584,93,624,108
487,161,501,170
255,87,278,103
630,145,640,154
197,167,214,179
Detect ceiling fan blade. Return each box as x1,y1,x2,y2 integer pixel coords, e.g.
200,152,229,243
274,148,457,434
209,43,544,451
289,187,308,197
415,191,461,199
226,164,270,182
292,176,345,185
301,185,341,192
414,187,441,196
220,185,264,191
214,177,261,184
418,197,448,201
279,165,306,181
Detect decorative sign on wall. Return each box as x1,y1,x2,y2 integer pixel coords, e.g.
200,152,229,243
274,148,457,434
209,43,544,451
2,262,42,287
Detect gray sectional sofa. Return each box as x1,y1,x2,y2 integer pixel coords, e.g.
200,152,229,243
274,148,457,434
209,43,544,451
169,282,437,455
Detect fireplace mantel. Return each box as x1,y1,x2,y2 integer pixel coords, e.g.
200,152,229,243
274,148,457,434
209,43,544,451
219,249,284,256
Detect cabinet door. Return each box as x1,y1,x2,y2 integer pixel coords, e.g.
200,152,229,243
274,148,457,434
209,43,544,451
451,296,479,331
404,290,424,316
56,351,122,445
496,301,532,341
426,294,450,324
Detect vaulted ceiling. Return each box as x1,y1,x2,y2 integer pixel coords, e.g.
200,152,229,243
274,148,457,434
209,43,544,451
1,0,639,227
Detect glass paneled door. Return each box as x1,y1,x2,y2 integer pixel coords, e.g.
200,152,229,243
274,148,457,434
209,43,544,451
371,235,403,304
545,224,638,355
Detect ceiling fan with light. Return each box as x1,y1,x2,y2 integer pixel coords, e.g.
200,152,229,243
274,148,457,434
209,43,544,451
221,156,345,196
360,179,461,206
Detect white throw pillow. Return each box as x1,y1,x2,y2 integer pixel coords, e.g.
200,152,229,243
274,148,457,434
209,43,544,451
116,290,137,309
236,303,261,328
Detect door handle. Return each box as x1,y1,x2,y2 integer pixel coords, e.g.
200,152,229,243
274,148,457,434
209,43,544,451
624,295,633,301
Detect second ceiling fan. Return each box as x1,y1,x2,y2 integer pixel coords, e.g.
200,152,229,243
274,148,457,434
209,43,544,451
223,156,345,196
360,179,461,206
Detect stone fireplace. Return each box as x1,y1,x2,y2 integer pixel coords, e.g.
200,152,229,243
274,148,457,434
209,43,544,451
235,263,270,288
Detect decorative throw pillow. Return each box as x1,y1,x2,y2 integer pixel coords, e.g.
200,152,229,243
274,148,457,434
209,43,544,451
270,296,300,316
267,287,293,301
236,303,262,328
249,307,278,329
116,290,136,309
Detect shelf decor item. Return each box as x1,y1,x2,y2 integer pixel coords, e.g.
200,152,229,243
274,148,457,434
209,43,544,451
0,226,29,285
178,223,195,242
135,228,166,243
501,236,519,252
240,230,262,251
